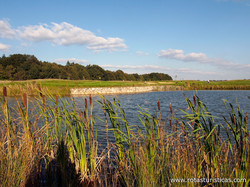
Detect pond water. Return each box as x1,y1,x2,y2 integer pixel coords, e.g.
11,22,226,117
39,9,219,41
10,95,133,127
72,90,250,144
3,90,250,147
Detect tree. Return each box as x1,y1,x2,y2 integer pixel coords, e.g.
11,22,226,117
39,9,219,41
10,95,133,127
0,64,6,79
115,70,126,80
0,54,173,81
86,65,106,80
5,65,16,80
104,70,116,81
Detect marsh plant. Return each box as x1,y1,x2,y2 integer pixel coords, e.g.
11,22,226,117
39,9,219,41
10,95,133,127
0,86,249,186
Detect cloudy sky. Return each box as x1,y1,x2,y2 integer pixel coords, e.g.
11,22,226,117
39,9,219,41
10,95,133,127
0,0,250,80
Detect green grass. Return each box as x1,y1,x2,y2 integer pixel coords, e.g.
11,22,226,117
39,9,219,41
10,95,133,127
175,79,250,90
0,79,149,96
0,79,147,88
0,79,249,96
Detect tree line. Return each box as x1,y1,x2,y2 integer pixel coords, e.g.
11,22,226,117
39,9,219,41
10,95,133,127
0,54,172,81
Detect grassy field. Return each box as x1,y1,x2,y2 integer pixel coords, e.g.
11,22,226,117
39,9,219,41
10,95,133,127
0,79,249,96
175,79,250,90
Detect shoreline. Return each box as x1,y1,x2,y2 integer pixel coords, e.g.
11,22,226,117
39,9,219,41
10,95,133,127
70,85,183,95
0,79,249,96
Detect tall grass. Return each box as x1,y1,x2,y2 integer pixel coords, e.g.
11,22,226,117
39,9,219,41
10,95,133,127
0,87,249,186
0,87,44,186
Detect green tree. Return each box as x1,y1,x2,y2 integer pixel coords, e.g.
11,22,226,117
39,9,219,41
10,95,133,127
86,65,106,80
0,64,6,79
115,70,126,80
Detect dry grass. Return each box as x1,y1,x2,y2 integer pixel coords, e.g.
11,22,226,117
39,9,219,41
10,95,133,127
0,87,249,186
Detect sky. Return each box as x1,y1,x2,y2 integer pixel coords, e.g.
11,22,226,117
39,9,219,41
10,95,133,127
0,0,250,80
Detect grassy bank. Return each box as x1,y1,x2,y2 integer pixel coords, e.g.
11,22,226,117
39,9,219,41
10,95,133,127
0,79,249,96
175,79,250,90
0,87,249,186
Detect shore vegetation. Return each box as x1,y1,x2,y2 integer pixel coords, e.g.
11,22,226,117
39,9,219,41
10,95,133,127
0,87,249,186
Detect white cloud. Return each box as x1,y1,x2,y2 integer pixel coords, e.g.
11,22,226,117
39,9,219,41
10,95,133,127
0,20,15,39
0,43,10,51
0,19,127,52
16,22,127,52
136,51,149,56
159,49,214,63
55,58,87,64
158,49,250,71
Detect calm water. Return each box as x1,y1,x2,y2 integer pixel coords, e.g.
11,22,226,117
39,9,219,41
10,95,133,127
4,90,250,146
72,90,250,144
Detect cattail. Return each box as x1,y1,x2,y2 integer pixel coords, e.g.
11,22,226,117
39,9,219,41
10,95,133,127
84,111,87,121
23,93,27,110
85,98,88,109
38,84,43,97
170,103,173,115
78,108,82,118
89,94,92,106
233,115,236,125
3,86,7,98
157,100,161,111
193,95,197,108
56,95,59,106
3,86,7,103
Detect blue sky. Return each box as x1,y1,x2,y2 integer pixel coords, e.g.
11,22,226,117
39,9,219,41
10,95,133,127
0,0,250,80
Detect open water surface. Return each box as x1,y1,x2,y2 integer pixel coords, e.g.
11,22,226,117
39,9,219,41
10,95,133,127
4,90,250,146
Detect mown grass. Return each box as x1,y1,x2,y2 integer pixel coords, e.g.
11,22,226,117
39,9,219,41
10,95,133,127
0,79,147,96
176,79,250,90
0,79,249,96
0,86,249,186
0,79,147,88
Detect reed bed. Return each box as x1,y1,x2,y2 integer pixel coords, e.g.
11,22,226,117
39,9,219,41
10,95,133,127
0,87,249,186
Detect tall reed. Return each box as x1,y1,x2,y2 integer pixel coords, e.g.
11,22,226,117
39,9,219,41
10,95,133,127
0,88,249,186
0,87,43,186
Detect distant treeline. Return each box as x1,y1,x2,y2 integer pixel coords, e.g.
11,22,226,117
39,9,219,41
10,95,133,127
0,54,172,81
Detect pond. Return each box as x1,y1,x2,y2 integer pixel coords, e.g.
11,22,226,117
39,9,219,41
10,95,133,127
3,90,250,147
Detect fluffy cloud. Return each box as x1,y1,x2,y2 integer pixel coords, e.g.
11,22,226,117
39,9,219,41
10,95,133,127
0,20,15,39
16,22,127,52
158,49,215,63
158,49,250,71
55,58,87,64
0,43,10,51
0,19,127,52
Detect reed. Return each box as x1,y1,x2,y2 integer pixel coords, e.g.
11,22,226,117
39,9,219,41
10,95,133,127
0,87,44,186
223,100,249,183
0,87,249,186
